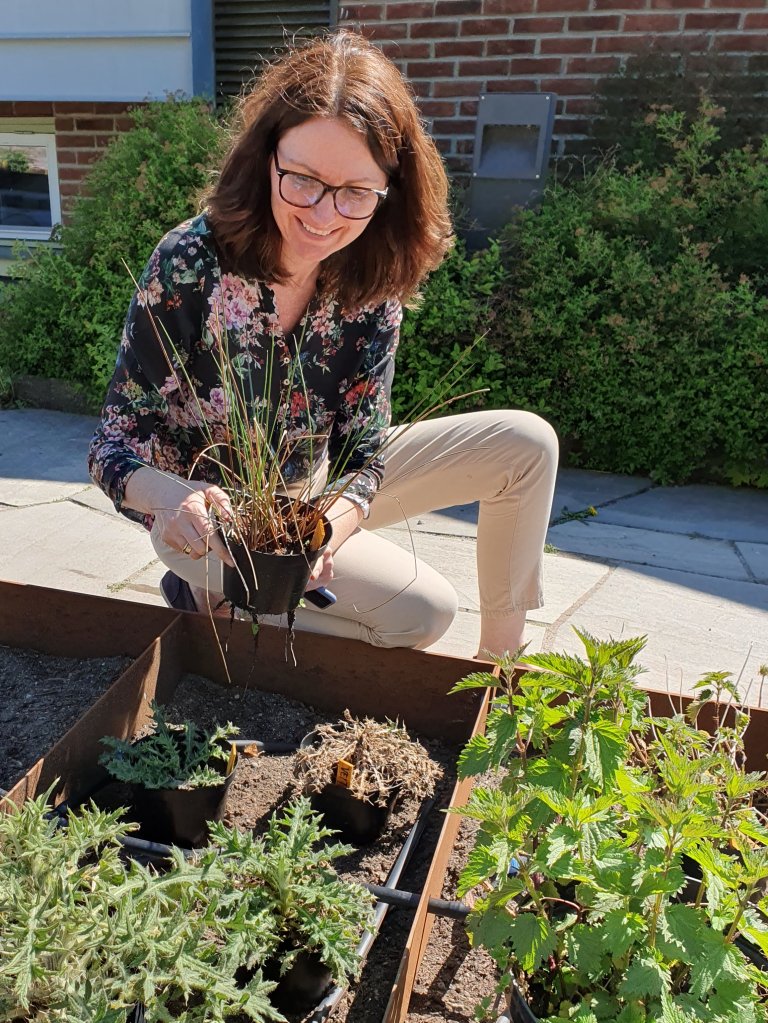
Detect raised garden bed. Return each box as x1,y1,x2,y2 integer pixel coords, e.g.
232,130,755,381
0,579,488,1023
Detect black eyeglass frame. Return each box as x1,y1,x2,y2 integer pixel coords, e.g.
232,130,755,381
273,151,389,220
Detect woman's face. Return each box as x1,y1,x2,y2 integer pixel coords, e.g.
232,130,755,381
270,116,388,278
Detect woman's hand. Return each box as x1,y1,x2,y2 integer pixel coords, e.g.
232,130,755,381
305,548,334,591
124,468,235,567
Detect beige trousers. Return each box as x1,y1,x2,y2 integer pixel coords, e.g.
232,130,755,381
151,410,558,649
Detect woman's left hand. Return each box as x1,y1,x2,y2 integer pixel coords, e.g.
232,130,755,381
305,548,334,590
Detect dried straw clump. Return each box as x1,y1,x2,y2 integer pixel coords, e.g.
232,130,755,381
295,710,443,806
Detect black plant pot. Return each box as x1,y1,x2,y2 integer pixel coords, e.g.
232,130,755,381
271,950,333,1013
132,767,236,848
309,782,399,847
222,508,331,615
504,984,538,1023
299,730,399,846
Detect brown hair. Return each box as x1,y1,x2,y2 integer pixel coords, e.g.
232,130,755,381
207,31,453,309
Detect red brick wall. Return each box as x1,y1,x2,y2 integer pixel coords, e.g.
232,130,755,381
338,0,768,176
0,100,136,220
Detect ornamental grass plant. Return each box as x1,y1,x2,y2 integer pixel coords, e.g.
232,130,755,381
452,632,768,1023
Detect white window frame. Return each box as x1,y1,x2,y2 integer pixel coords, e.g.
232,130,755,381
0,131,62,241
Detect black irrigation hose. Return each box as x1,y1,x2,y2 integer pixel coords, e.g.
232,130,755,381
306,795,438,1023
362,882,470,921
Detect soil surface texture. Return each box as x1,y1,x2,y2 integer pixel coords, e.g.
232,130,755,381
0,643,131,791
118,673,462,1023
404,810,500,1023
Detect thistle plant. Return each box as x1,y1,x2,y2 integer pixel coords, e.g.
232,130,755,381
206,798,376,983
451,630,768,1023
100,701,238,789
0,793,376,1021
0,792,283,1023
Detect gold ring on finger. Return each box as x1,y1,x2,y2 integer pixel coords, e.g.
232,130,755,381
182,541,193,555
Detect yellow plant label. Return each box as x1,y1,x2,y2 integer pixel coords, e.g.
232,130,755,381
335,759,354,788
310,519,326,552
226,742,238,776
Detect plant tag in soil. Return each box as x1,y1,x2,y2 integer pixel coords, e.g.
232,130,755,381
335,759,354,788
226,743,238,776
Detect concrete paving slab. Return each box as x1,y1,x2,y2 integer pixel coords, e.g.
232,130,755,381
596,484,768,544
546,565,768,700
0,408,95,483
737,542,768,583
69,485,122,518
0,501,157,597
548,520,749,580
530,553,610,625
551,468,653,521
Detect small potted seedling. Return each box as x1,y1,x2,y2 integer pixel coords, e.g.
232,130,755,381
294,710,442,845
100,701,239,848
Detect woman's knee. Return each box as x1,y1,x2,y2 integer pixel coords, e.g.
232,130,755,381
367,570,458,650
491,409,559,483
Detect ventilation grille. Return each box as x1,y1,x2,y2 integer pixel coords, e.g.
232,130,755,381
214,0,334,100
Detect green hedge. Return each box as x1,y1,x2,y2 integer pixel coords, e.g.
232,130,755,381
0,98,225,409
394,105,768,487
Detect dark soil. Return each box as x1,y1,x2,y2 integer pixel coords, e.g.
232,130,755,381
105,673,464,1023
0,643,131,791
404,809,501,1023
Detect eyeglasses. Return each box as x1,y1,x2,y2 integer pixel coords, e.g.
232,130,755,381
273,151,388,220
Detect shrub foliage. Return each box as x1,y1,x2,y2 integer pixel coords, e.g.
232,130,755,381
0,99,224,408
394,103,768,487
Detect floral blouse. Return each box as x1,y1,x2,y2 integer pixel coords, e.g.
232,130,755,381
88,213,402,529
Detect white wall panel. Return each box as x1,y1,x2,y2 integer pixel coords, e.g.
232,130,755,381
0,1,195,101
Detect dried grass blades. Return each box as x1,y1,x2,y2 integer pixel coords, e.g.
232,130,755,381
294,710,443,806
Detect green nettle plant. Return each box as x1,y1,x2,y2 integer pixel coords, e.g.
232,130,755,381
0,794,374,1022
100,701,238,789
451,631,768,1023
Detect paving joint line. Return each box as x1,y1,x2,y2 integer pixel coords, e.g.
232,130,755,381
545,547,766,589
542,565,616,651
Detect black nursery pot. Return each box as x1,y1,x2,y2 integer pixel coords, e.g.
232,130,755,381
129,735,237,848
503,983,538,1023
222,508,331,615
269,950,334,1014
309,782,399,847
300,731,399,846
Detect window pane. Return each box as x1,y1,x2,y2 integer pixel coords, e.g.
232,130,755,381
0,145,52,229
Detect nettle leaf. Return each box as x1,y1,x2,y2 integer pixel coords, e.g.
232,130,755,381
448,670,498,694
656,904,703,964
587,719,627,787
601,908,647,958
541,822,579,873
467,903,514,959
566,923,607,980
616,1004,646,1023
503,912,557,973
659,990,697,1023
486,709,521,767
457,734,492,779
458,845,499,897
618,952,670,999
688,933,743,999
525,755,569,793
